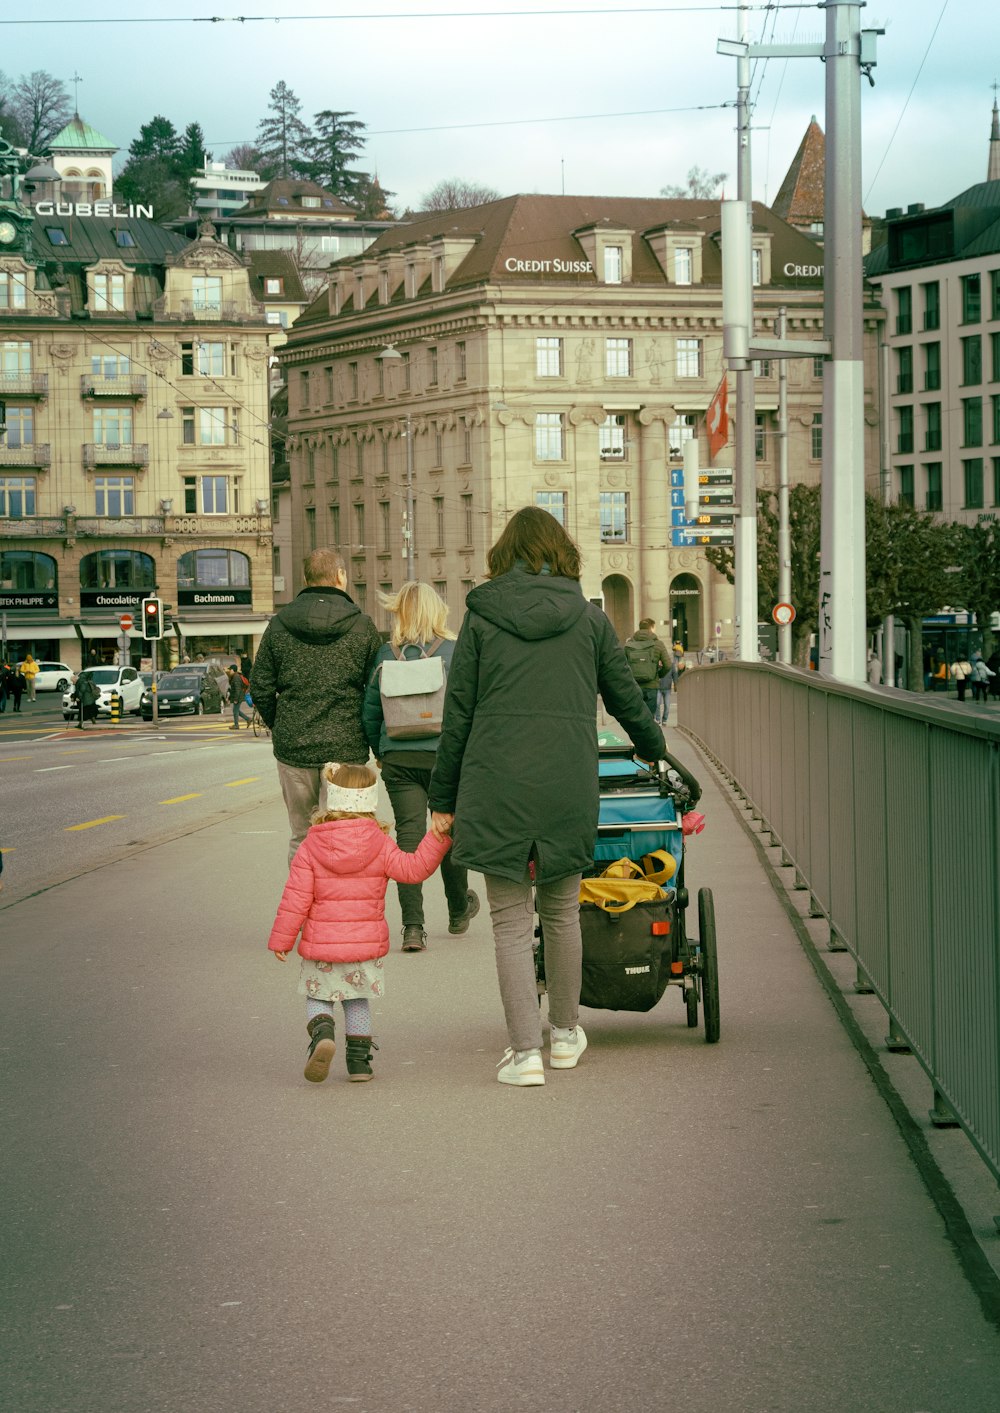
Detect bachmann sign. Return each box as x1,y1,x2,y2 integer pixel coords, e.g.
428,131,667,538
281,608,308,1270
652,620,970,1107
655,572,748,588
177,589,253,607
0,591,59,610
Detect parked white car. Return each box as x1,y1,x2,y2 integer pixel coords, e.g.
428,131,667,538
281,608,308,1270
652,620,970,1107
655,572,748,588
23,660,75,693
62,666,144,719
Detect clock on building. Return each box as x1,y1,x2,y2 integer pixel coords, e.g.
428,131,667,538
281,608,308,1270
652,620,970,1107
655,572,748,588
0,219,18,244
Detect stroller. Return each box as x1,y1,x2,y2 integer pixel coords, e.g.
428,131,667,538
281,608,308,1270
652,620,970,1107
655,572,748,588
536,732,720,1042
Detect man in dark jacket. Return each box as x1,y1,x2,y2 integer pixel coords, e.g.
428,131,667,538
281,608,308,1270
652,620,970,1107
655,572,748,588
623,618,672,717
250,548,383,863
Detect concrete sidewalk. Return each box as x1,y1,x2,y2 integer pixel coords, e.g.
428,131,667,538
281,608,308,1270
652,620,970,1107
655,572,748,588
2,730,999,1413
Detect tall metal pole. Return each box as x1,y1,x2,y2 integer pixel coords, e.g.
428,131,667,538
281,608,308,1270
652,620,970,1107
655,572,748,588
734,0,758,660
404,412,415,580
817,0,866,683
879,337,895,685
776,306,792,664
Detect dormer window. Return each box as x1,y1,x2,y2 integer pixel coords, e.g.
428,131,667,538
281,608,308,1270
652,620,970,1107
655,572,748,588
603,246,623,284
93,273,126,312
277,196,289,206
301,196,321,209
46,228,70,246
115,230,136,248
323,199,334,208
264,277,284,295
675,247,693,285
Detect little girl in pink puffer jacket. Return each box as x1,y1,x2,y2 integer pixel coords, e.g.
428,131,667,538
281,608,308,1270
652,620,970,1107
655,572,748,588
269,761,450,1084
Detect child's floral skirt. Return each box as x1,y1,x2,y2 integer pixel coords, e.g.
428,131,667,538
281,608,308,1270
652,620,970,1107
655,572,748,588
297,956,385,1002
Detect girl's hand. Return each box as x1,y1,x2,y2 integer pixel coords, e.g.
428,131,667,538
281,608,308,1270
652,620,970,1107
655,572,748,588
273,950,291,963
431,811,454,838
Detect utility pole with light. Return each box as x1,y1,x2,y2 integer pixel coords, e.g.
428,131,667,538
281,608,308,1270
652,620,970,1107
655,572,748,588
378,345,416,581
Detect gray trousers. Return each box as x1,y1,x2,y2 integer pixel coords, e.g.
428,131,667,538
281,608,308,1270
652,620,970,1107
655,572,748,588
484,870,582,1052
381,761,470,926
276,761,327,866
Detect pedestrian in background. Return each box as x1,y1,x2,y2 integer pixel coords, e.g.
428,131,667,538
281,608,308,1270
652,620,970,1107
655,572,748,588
655,656,679,725
74,672,100,728
987,650,1000,701
200,672,222,715
363,580,480,953
10,665,25,712
950,655,973,703
225,666,253,731
21,653,38,702
623,618,671,718
268,761,451,1083
428,506,665,1087
0,662,11,713
250,548,383,865
970,651,994,703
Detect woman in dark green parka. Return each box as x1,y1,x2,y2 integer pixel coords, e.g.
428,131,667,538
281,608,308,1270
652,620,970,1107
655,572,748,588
428,507,664,1087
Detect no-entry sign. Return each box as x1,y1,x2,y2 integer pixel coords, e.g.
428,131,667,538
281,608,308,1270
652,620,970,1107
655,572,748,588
119,613,134,631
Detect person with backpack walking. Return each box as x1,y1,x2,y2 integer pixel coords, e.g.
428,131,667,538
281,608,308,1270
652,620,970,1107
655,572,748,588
427,507,665,1087
950,654,973,703
225,665,253,730
623,618,671,718
268,761,451,1083
970,651,995,703
362,581,480,953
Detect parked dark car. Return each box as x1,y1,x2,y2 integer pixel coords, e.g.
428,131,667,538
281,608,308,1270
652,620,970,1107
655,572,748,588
139,671,210,720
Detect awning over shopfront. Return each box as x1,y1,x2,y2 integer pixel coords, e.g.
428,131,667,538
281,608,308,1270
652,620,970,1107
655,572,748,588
76,623,177,638
175,618,271,638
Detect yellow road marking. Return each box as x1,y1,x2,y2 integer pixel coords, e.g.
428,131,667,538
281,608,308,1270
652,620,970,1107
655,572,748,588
224,777,259,787
160,793,203,804
0,755,24,762
66,816,125,831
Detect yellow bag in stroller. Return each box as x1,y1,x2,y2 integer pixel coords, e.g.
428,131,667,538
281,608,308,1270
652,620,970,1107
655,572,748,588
578,850,677,914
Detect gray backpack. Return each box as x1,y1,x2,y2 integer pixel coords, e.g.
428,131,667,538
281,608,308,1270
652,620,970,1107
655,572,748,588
378,638,447,740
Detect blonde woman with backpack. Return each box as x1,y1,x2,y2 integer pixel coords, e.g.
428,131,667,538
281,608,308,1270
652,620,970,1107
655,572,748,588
362,581,480,952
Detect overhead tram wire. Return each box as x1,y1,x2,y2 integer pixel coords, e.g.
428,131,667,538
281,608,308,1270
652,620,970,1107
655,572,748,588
1,6,815,28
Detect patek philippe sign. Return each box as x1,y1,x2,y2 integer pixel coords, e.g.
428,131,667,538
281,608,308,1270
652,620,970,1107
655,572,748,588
80,589,145,609
0,591,59,610
33,201,154,219
177,589,253,607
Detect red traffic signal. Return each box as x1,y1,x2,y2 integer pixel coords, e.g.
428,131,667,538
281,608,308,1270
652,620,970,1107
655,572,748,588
141,596,163,640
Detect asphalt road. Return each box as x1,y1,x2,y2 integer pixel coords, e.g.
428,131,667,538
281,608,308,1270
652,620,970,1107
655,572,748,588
2,721,1000,1412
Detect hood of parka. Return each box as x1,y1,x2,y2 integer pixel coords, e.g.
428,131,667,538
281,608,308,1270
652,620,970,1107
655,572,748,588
310,817,385,873
466,567,586,641
275,586,362,645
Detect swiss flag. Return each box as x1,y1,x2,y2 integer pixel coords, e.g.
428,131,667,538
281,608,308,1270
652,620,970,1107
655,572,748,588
706,375,729,462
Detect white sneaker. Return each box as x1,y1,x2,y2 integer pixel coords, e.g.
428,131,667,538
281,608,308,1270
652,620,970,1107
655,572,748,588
549,1025,588,1069
496,1048,545,1086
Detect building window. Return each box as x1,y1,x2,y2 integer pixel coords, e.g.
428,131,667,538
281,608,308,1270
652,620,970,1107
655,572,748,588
921,280,940,331
375,357,384,397
191,275,222,313
924,462,942,512
599,414,626,460
264,277,283,294
329,503,340,544
534,490,566,525
898,465,914,506
81,548,154,590
181,406,230,446
456,340,467,381
93,406,133,444
354,502,365,545
675,247,692,285
348,362,359,400
992,332,1000,384
434,495,445,549
668,415,695,459
993,457,1000,507
428,345,439,386
379,500,391,552
963,458,984,509
812,356,825,380
356,440,366,480
535,413,564,461
755,412,767,461
0,476,35,516
605,338,632,378
751,248,762,286
963,397,983,447
961,335,982,386
354,582,367,611
897,405,914,454
599,490,629,542
94,475,134,516
1,339,30,374
811,412,823,460
676,338,702,378
434,431,443,467
45,227,69,246
462,424,472,465
896,346,913,395
92,273,125,311
305,506,316,550
305,446,316,482
992,393,1000,446
923,342,941,391
752,358,772,378
895,286,912,335
181,341,226,376
324,366,334,403
265,309,288,328
300,370,311,407
183,474,229,514
924,402,942,451
961,272,981,324
603,246,623,284
462,492,474,544
0,272,26,309
330,446,339,483
3,405,32,446
536,337,562,378
402,351,411,390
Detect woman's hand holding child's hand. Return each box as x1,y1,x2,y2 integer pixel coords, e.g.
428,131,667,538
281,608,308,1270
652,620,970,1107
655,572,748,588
431,812,454,839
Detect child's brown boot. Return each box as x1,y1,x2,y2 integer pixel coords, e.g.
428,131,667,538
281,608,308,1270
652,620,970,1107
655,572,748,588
345,1035,378,1082
304,1014,336,1083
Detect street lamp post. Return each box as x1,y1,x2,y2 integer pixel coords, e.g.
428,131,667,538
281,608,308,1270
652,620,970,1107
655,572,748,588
379,345,416,581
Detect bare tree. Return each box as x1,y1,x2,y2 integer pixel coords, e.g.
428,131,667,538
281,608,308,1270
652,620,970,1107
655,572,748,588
661,165,728,199
11,70,72,153
420,178,502,212
225,144,262,173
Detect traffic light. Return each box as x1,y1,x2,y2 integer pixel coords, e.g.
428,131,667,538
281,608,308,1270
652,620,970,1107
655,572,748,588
141,596,163,640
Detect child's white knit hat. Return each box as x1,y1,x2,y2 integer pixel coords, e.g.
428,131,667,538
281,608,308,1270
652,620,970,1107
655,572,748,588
322,762,379,814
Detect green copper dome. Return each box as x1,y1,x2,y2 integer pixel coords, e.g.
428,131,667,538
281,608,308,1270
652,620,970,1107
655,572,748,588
47,115,117,152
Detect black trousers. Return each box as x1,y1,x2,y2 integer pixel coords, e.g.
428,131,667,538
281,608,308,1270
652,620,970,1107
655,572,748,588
381,759,470,927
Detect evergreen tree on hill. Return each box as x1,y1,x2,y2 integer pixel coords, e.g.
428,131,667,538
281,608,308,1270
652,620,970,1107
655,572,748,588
307,109,368,200
255,81,312,180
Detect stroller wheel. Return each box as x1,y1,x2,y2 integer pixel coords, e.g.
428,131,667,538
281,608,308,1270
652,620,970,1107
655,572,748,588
698,888,721,1044
685,987,699,1028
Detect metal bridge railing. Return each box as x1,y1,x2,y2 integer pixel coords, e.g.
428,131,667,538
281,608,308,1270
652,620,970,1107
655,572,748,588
679,661,1000,1184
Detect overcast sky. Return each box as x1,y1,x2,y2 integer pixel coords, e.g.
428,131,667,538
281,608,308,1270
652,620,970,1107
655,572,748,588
6,1,993,217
